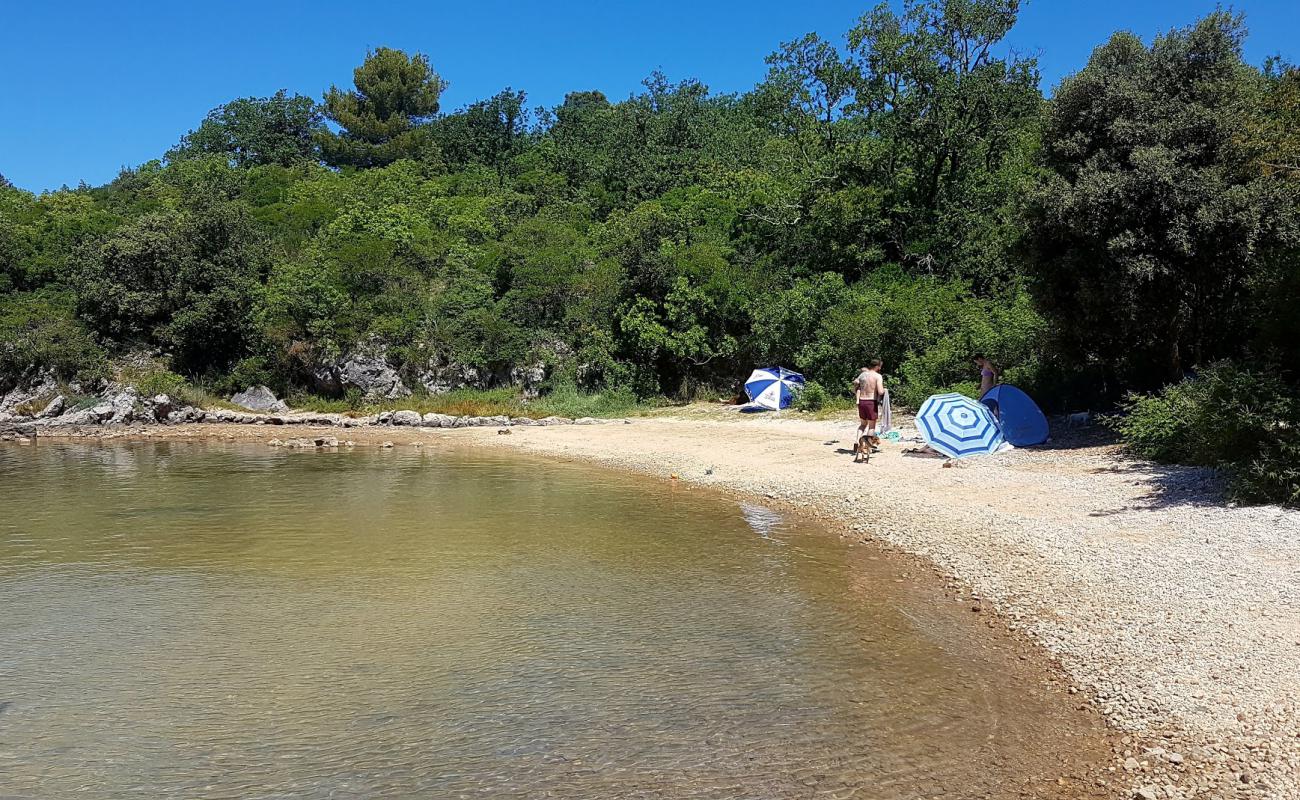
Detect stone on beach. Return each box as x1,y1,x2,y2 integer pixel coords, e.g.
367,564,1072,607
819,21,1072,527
230,385,289,414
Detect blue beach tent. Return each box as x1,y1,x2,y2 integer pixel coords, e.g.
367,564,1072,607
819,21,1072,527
980,384,1049,447
744,367,805,410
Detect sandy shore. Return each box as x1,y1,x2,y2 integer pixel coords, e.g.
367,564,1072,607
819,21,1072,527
33,408,1300,799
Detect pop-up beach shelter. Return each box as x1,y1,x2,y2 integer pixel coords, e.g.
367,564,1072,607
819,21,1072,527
979,384,1049,447
744,367,805,410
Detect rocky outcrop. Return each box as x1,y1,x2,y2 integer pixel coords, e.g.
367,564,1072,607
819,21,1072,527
416,357,548,397
0,372,57,415
313,344,410,401
417,361,488,395
230,385,289,414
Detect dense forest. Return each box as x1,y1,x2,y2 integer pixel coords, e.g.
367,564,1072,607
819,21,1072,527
2,0,1299,501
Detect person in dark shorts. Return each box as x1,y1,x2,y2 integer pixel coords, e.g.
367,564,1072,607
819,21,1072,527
852,359,885,442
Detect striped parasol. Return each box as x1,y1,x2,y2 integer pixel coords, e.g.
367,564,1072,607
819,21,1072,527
915,392,1004,459
744,367,805,410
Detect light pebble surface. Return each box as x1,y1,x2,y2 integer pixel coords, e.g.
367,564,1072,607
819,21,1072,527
38,408,1300,799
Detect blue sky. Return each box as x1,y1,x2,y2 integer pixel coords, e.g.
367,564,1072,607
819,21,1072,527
3,0,1296,192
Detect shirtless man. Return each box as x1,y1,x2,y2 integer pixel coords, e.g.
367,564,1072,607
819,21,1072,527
852,359,885,440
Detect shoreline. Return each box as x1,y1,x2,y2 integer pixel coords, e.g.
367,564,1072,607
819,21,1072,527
22,412,1300,799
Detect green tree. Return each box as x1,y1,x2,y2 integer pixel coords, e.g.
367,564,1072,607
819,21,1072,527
432,89,532,181
73,203,263,374
169,90,323,167
1023,12,1294,393
318,48,447,169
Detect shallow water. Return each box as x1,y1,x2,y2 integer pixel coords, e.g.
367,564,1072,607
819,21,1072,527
0,441,1110,798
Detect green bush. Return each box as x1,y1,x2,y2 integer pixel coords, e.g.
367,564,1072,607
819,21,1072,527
1111,362,1300,506
794,380,829,411
0,289,107,384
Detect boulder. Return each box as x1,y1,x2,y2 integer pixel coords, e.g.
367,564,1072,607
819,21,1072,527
147,394,174,421
167,406,205,424
391,410,422,427
537,416,574,426
230,385,288,414
106,388,139,424
54,407,104,426
321,346,410,400
512,417,538,426
37,395,66,418
574,417,599,425
421,413,455,428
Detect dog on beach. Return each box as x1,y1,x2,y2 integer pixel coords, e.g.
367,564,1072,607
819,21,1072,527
853,433,881,464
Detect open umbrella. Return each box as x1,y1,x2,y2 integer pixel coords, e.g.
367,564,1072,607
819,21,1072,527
744,367,805,410
916,392,1004,459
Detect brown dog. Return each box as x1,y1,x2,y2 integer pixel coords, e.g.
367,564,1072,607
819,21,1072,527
853,433,881,463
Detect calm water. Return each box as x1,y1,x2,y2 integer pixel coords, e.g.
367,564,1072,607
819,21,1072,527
0,442,1109,799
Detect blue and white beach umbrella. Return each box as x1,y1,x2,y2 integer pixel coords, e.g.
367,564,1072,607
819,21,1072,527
744,367,806,410
915,392,1005,459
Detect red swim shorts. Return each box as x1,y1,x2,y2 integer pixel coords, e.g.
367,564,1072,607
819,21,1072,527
857,398,878,422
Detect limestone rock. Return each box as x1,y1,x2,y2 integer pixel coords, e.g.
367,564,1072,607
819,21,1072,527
421,412,455,428
391,410,422,426
314,344,410,400
230,385,288,414
38,395,66,418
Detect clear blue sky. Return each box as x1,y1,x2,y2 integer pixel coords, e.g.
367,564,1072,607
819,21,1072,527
3,0,1296,193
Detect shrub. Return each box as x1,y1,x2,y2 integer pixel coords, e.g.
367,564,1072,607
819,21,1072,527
0,289,107,384
1111,361,1300,506
794,380,829,411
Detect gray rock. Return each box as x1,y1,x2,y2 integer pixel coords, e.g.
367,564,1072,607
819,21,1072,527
512,417,538,426
230,385,288,414
148,394,174,421
42,410,78,426
105,388,139,424
450,416,475,428
0,373,58,414
1,420,39,437
573,417,599,425
417,361,488,395
38,395,66,418
510,362,547,399
167,406,204,424
391,410,422,427
536,416,574,426
421,413,455,427
335,348,410,400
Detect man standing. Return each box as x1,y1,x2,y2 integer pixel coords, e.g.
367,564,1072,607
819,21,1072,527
852,359,885,440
